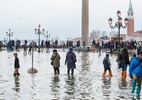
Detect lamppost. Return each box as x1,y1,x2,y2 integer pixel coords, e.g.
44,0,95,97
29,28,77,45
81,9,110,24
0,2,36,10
6,29,13,42
44,31,50,41
35,24,44,53
108,10,128,53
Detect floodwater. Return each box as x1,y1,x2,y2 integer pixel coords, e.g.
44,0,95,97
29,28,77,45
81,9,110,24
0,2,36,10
0,49,140,100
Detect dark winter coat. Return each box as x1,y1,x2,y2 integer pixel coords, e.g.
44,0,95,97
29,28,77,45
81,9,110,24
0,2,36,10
65,51,77,69
119,51,129,65
51,52,60,68
14,57,20,68
103,57,111,69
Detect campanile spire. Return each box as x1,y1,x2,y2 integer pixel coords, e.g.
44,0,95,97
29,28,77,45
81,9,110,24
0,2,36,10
127,0,134,35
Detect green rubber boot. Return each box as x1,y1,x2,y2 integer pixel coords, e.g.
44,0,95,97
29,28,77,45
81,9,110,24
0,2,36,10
136,86,141,97
131,80,137,93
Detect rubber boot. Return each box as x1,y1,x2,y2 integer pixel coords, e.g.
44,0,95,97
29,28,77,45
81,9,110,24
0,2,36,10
102,71,106,78
122,71,127,79
136,86,141,97
109,70,113,77
131,80,137,93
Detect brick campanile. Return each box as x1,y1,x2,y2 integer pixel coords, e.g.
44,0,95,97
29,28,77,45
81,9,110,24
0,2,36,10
127,19,134,35
82,0,89,46
127,0,134,35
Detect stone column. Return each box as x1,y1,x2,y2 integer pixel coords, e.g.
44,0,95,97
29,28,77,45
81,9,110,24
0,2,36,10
82,0,89,46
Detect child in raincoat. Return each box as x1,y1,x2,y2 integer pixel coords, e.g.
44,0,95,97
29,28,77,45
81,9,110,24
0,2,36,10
102,54,113,78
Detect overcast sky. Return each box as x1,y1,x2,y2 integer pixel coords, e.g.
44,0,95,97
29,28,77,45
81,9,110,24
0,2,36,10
0,0,142,41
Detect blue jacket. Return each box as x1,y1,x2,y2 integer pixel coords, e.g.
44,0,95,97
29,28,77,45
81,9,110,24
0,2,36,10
129,56,142,76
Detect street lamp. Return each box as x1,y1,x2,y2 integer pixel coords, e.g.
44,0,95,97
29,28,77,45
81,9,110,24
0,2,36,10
6,29,13,42
35,24,44,53
108,10,128,53
44,31,50,41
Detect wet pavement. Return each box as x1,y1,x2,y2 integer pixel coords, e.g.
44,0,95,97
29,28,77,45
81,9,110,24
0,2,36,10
0,49,140,100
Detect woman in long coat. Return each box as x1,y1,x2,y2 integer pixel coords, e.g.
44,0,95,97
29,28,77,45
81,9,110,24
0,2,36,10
65,48,77,75
51,49,61,75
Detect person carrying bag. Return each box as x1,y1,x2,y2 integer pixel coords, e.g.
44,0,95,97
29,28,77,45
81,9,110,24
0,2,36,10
50,49,61,75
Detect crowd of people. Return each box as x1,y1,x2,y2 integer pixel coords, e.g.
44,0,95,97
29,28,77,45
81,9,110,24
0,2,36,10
39,44,142,98
1,39,142,98
0,39,141,54
101,46,142,98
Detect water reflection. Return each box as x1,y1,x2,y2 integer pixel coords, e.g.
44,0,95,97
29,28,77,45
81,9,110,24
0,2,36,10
77,53,93,99
81,52,90,71
50,76,60,99
102,78,111,99
1,51,139,99
117,78,130,99
13,76,20,92
64,75,76,99
53,76,60,82
121,79,128,87
118,78,128,89
131,96,140,100
30,75,36,100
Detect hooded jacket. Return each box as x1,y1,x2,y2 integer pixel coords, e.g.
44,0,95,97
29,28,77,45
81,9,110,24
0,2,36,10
119,51,129,64
129,56,142,76
103,56,111,69
65,51,77,69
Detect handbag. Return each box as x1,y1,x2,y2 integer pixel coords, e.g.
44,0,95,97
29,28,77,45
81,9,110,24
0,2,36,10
51,54,58,65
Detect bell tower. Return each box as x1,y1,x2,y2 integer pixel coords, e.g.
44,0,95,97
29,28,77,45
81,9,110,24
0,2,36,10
127,0,134,35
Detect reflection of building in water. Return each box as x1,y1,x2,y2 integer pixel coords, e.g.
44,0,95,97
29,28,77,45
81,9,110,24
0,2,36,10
76,52,93,99
81,52,90,71
30,75,36,100
50,76,60,99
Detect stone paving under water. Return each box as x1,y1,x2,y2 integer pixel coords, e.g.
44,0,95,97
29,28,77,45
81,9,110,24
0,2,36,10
0,49,140,100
